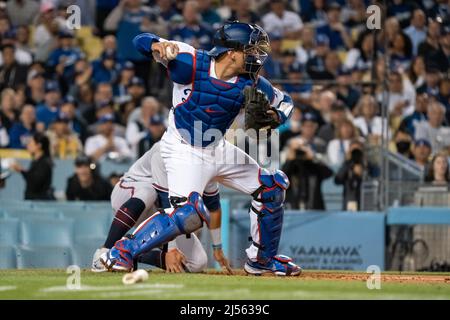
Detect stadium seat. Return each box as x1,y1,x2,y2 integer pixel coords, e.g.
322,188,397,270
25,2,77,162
7,209,63,221
16,245,73,269
0,218,20,246
21,218,74,247
0,246,17,269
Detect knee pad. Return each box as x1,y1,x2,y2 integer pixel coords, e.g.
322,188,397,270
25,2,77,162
251,169,289,264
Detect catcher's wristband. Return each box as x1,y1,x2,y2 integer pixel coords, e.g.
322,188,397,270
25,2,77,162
212,244,223,250
210,228,222,248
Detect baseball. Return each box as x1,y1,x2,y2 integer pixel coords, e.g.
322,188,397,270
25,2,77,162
165,45,177,60
122,269,149,285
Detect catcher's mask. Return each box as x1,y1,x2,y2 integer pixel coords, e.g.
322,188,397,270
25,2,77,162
209,21,270,81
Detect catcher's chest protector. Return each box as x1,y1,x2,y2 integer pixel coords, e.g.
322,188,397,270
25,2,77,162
174,50,252,147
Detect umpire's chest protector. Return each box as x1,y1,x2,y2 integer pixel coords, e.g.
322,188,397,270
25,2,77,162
173,50,251,147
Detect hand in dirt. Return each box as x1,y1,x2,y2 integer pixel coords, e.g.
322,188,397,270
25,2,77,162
213,248,233,275
165,248,187,273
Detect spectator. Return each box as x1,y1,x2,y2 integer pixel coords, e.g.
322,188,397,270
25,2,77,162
341,0,367,30
415,100,450,152
8,104,36,149
228,0,259,25
281,62,312,104
60,96,87,142
104,0,154,80
317,102,348,144
126,76,146,108
170,0,214,50
83,82,114,125
353,95,384,144
316,2,353,50
25,69,45,106
301,0,327,28
114,61,135,99
344,30,377,72
424,151,450,185
152,0,182,22
262,33,283,79
336,68,360,111
66,155,113,201
327,118,359,167
0,28,33,66
404,9,427,56
407,56,427,89
320,51,342,80
386,0,415,29
198,0,222,28
10,132,54,200
412,138,432,169
306,34,330,79
391,128,414,159
126,97,165,158
399,91,429,137
279,106,302,149
96,0,120,36
0,88,19,130
417,67,442,98
48,33,84,93
282,113,332,210
46,112,82,159
0,44,28,91
36,80,61,130
295,25,316,65
84,113,132,162
418,18,448,70
0,116,8,147
15,26,33,61
384,16,401,49
87,99,124,138
261,0,303,39
91,51,120,85
33,2,65,62
389,32,413,72
379,71,415,123
5,0,39,27
334,139,366,211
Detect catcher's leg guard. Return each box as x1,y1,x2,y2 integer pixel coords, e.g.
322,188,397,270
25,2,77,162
101,192,210,272
246,169,301,276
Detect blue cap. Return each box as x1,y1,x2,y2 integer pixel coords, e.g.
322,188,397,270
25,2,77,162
268,32,282,41
149,114,164,125
122,61,135,70
415,139,431,148
58,29,74,38
96,100,113,110
97,113,114,124
289,62,304,73
302,112,318,123
316,34,330,46
55,112,70,123
62,95,76,105
127,76,144,87
45,80,60,93
101,50,116,61
337,67,351,76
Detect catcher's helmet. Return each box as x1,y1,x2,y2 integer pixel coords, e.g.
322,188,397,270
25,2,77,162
208,21,270,79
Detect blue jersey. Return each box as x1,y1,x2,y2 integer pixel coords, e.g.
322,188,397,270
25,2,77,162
133,33,293,147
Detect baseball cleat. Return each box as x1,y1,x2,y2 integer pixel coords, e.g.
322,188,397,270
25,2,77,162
244,255,302,276
91,247,109,272
100,238,134,272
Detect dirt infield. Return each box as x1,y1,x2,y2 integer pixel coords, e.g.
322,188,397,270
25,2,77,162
208,270,450,284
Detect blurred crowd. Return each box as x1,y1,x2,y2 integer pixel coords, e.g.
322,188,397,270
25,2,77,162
0,0,449,208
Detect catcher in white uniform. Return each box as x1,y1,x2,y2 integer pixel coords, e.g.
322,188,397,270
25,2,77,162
92,142,232,274
101,22,301,276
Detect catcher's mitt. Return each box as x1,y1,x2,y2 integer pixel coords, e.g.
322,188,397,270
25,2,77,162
243,86,280,132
